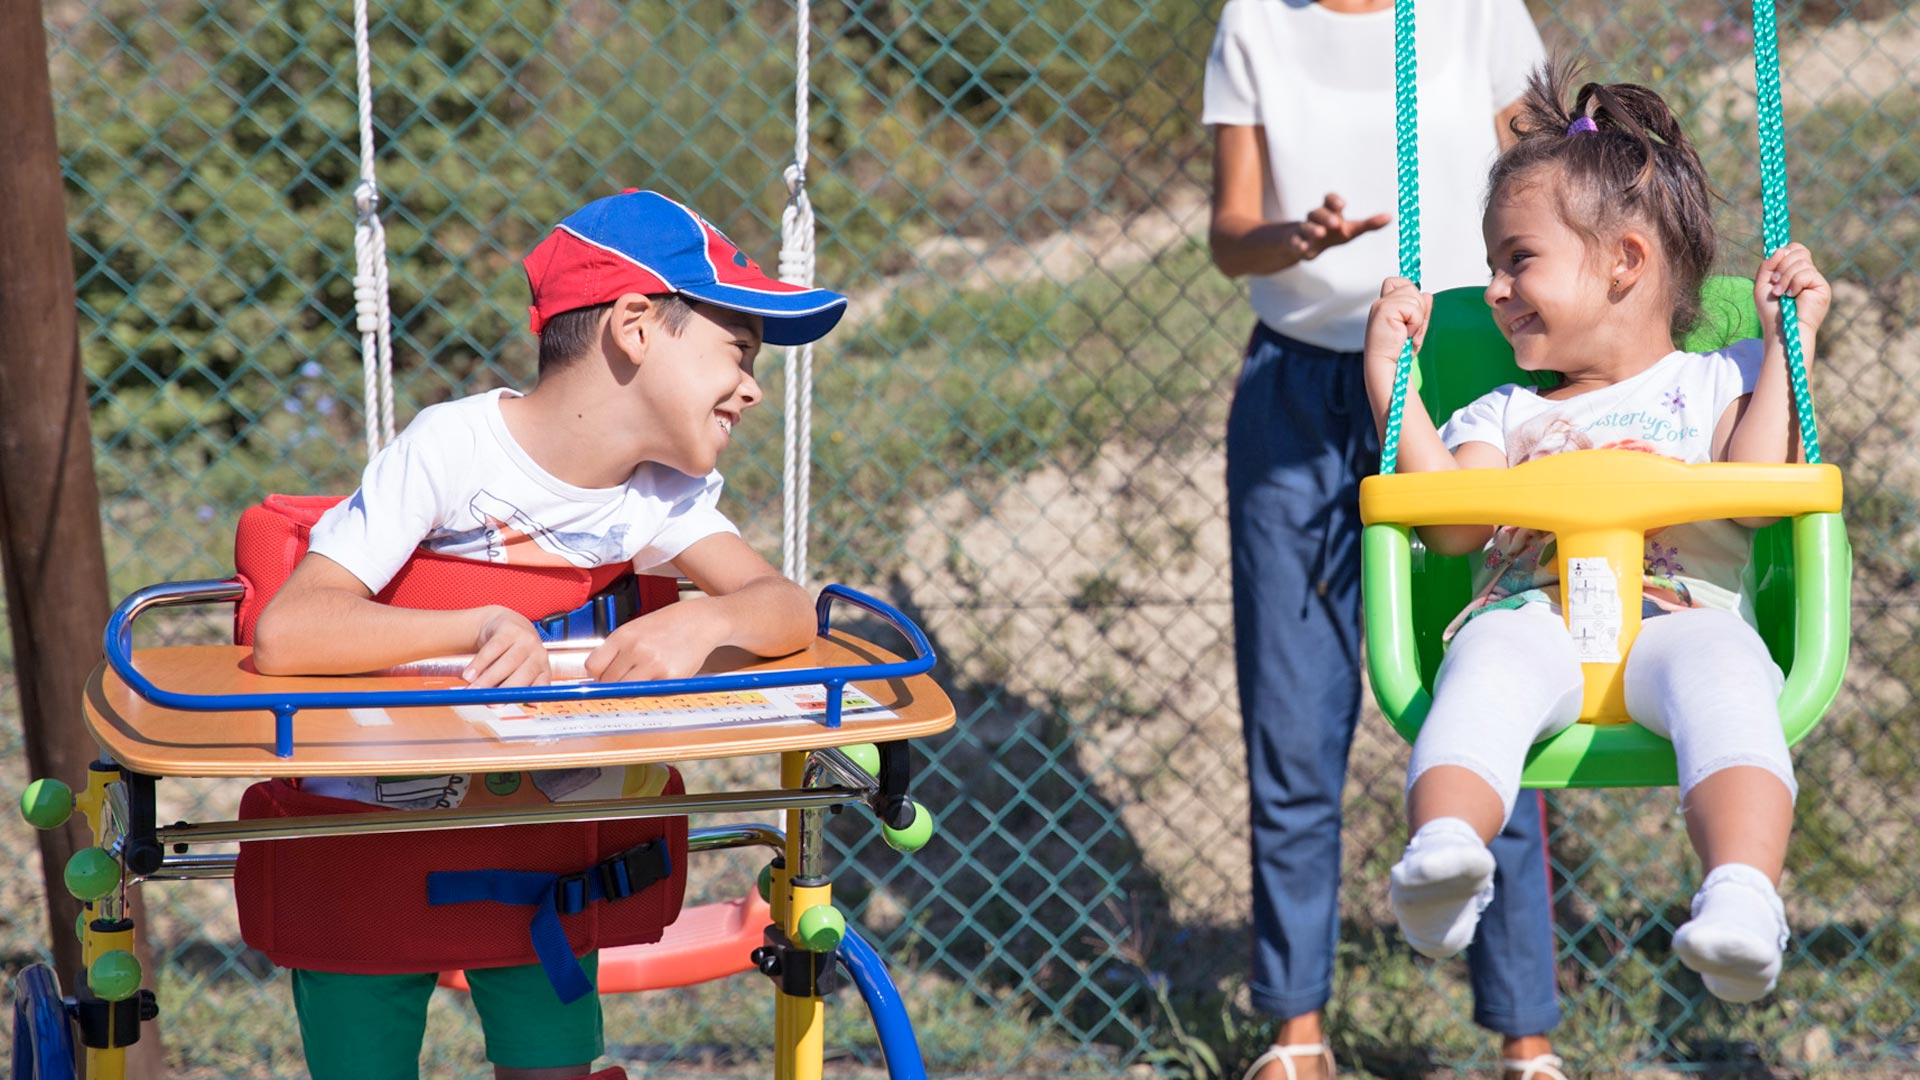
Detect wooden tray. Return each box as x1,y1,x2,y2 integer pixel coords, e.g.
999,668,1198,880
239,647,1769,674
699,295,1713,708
84,632,954,778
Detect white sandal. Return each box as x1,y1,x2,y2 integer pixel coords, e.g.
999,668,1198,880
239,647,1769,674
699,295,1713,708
1502,1053,1570,1080
1242,1042,1335,1080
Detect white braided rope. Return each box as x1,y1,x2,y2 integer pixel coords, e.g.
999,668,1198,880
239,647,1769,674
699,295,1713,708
779,0,815,585
352,0,396,456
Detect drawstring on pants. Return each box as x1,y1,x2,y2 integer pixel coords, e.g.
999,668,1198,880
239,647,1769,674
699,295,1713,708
1302,364,1376,616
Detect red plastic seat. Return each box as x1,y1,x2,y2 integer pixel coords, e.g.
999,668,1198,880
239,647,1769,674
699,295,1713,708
439,893,772,994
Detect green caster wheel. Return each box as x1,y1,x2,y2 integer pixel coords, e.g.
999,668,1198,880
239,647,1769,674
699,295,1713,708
20,778,73,830
795,904,846,952
89,950,142,1002
63,848,119,902
882,801,935,853
839,743,881,778
757,862,774,902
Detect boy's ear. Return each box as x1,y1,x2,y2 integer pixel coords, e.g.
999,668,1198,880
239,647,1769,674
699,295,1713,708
605,292,654,367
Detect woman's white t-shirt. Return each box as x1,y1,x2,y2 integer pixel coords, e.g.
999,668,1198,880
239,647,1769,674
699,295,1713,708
1202,0,1545,350
1437,341,1767,630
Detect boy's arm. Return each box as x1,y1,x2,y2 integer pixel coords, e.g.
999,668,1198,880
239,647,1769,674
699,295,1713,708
252,553,549,686
585,533,814,684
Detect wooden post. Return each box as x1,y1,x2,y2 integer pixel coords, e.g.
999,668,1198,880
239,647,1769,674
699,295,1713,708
0,0,163,1073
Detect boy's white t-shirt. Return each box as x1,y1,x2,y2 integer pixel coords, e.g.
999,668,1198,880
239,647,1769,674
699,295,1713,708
1438,340,1767,629
309,388,737,593
1202,0,1545,350
302,387,739,808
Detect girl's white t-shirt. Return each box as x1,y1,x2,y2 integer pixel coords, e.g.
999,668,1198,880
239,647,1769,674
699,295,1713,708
1438,340,1767,626
308,387,738,596
1202,0,1545,350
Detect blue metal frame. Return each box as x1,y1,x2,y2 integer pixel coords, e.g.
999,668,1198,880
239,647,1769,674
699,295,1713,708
10,964,77,1080
104,582,936,757
839,925,928,1080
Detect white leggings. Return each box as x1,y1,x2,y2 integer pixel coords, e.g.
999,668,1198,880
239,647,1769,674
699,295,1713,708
1408,603,1796,819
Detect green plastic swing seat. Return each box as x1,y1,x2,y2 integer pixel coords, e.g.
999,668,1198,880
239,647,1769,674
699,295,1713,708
1360,275,1853,788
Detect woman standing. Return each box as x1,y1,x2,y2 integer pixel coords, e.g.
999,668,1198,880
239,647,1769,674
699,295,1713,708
1204,3,1567,1078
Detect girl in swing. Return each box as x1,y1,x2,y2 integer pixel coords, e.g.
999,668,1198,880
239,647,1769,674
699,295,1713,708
1361,62,1830,1004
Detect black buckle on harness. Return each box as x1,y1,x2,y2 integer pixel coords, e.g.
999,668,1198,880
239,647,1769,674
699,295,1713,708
597,840,671,901
554,870,591,916
551,840,671,916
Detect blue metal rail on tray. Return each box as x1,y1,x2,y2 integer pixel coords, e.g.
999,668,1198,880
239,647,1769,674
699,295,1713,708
104,582,937,757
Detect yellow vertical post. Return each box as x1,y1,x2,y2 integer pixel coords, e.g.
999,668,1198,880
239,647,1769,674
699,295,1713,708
775,751,827,1080
86,1045,129,1080
76,766,118,967
76,763,127,1078
76,764,113,842
83,925,136,1080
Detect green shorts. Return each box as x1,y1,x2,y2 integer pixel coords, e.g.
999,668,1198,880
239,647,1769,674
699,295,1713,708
291,956,602,1078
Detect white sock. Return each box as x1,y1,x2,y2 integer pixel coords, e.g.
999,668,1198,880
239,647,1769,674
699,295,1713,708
1390,817,1496,959
1671,863,1788,1003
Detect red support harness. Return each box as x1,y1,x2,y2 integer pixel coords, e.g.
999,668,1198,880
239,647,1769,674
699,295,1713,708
229,495,688,982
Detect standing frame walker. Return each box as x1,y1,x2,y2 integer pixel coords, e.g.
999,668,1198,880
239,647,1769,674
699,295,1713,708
16,570,952,1080
9,0,946,1075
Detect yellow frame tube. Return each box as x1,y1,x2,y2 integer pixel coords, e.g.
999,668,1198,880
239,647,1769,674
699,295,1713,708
85,1046,128,1080
79,765,132,1079
77,764,114,842
776,751,827,1080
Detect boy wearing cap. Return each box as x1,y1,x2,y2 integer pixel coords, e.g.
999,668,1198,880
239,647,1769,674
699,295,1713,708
253,189,849,1080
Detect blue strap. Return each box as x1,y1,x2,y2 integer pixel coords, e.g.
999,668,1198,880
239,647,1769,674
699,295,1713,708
427,841,672,1003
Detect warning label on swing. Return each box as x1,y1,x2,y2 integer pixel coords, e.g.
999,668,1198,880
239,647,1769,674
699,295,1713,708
1566,557,1623,663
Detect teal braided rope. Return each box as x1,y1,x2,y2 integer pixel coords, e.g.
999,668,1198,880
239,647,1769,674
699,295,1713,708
1751,0,1822,463
1380,0,1419,476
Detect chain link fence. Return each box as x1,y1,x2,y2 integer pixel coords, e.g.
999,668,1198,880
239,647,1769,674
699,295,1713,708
0,0,1915,1075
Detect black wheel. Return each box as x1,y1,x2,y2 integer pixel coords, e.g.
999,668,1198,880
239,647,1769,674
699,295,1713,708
11,963,76,1080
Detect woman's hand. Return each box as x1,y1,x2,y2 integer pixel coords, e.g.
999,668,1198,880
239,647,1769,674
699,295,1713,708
1364,276,1432,384
1208,125,1391,278
1287,193,1392,261
1755,242,1831,343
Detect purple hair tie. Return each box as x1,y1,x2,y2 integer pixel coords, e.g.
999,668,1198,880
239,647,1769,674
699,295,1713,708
1566,116,1599,136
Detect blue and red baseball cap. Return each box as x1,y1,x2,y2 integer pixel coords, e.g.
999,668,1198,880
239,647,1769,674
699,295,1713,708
522,189,848,347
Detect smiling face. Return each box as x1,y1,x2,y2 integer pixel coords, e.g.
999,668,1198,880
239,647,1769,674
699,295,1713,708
1481,178,1621,375
636,300,764,477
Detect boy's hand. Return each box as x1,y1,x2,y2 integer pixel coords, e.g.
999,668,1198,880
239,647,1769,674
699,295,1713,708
1364,276,1432,378
585,604,724,684
1756,243,1831,342
1288,193,1391,260
464,608,551,687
